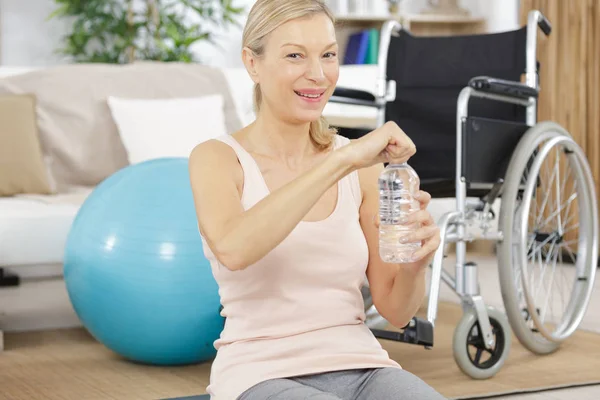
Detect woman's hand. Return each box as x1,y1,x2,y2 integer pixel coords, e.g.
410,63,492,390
339,121,417,170
401,191,441,264
374,190,441,266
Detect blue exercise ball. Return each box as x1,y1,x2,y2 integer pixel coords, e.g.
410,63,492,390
64,157,224,366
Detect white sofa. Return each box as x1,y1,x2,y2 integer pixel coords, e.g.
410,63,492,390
0,67,85,278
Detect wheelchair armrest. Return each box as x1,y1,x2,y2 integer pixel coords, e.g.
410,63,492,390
469,76,539,100
330,87,380,108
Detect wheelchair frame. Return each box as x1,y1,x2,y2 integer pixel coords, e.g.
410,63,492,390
427,10,546,349
330,9,599,378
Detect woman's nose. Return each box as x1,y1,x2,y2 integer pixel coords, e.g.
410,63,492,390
305,58,325,82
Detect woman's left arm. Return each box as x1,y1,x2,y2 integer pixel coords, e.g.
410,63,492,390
358,163,441,329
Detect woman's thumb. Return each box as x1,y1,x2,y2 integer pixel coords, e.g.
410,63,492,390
372,214,380,228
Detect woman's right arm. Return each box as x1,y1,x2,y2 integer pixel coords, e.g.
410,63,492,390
189,139,352,271
189,122,416,271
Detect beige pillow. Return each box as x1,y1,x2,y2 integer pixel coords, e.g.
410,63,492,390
0,93,53,196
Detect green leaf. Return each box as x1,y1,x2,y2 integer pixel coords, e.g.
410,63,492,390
49,0,246,63
46,4,70,20
182,33,210,47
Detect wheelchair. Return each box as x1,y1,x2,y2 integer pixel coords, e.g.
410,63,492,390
330,10,599,379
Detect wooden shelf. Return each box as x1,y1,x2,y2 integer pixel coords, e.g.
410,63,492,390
401,13,485,24
334,12,488,62
335,13,485,25
335,14,398,23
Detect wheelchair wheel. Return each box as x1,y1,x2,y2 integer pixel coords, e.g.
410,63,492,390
498,121,598,355
453,306,511,379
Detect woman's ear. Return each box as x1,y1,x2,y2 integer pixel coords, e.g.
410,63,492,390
242,47,260,84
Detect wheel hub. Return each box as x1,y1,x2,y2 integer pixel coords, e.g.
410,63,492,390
533,230,563,244
466,319,505,369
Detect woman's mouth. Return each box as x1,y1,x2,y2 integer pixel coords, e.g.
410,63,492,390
294,90,325,103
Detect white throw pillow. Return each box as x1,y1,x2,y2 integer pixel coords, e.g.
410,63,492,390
222,67,256,126
107,94,227,164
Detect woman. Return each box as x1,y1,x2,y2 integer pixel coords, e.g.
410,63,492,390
189,1,444,399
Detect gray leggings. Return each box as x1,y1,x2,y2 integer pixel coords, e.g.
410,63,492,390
237,367,447,399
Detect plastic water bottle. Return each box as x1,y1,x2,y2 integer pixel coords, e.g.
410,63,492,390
379,162,421,263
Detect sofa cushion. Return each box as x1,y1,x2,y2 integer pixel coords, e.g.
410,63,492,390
0,93,54,196
0,62,242,192
107,94,228,164
0,188,92,266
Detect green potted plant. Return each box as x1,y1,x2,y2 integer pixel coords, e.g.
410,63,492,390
49,0,246,64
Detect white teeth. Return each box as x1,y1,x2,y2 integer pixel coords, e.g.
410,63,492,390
295,91,321,98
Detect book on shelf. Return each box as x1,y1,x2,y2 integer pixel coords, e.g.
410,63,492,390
343,28,380,65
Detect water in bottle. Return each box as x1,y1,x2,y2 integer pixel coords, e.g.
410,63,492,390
379,162,421,263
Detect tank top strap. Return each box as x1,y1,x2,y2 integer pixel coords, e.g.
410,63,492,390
214,134,252,163
334,135,363,211
213,134,270,207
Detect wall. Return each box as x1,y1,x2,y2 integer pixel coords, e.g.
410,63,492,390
478,0,520,33
0,0,71,66
189,0,257,68
0,0,519,68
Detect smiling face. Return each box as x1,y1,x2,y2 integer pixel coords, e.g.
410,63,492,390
243,13,339,124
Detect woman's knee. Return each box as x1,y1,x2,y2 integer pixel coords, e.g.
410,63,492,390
357,368,447,400
238,378,342,400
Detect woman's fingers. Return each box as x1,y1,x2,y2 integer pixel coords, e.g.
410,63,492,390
381,123,416,164
414,190,431,209
371,206,441,263
410,227,441,261
385,143,415,164
404,225,440,244
402,210,434,226
373,206,433,230
373,214,381,229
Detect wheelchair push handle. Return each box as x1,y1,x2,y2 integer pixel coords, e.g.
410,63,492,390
536,11,552,36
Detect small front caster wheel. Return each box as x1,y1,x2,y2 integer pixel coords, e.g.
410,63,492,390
453,306,511,379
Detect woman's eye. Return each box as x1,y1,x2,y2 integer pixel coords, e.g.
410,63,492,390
324,52,337,58
287,53,302,59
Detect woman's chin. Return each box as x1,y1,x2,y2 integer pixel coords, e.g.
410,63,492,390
288,110,325,124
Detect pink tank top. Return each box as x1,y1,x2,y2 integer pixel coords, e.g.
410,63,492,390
201,134,401,399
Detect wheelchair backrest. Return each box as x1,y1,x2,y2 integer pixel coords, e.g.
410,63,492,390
385,27,529,185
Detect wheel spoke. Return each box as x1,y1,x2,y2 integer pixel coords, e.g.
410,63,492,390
532,240,556,305
559,163,575,235
562,223,579,235
539,192,577,229
539,247,559,324
474,348,483,365
535,165,556,228
555,148,564,226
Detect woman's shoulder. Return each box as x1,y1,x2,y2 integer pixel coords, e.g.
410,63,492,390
190,125,250,160
190,135,235,161
189,135,244,184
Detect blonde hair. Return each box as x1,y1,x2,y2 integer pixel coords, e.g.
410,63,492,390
242,0,337,150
